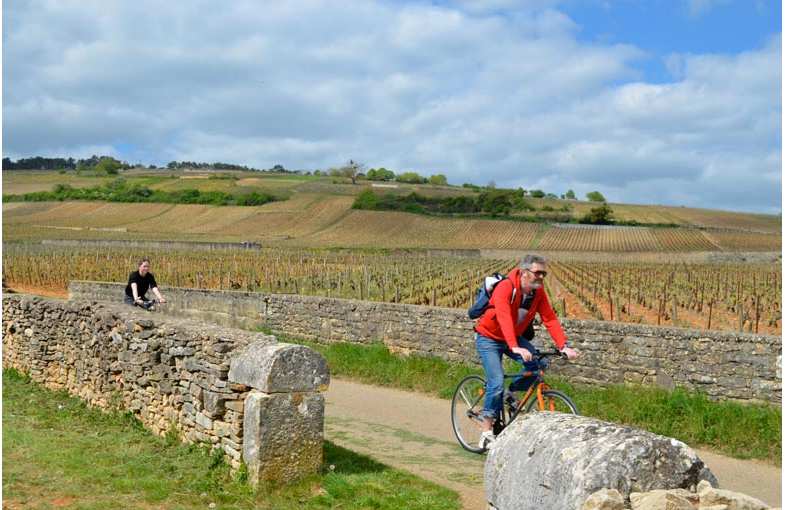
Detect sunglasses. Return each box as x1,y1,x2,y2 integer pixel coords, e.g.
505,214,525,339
526,269,547,278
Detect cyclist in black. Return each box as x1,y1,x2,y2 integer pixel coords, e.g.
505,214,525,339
124,258,166,308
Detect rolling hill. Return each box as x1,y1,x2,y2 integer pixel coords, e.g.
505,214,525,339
2,169,780,252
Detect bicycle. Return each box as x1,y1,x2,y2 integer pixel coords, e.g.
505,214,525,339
451,350,578,453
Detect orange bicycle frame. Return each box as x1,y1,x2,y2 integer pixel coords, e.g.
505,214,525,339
515,369,550,412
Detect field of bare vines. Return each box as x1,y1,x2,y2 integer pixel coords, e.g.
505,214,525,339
3,244,779,335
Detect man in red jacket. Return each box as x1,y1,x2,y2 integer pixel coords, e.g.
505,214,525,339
474,254,578,449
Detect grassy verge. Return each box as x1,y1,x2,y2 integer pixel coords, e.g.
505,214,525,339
282,337,781,464
2,368,460,510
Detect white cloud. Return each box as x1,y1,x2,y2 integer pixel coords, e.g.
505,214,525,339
2,1,780,213
686,0,731,17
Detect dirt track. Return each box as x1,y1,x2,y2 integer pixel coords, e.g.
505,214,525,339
324,378,782,510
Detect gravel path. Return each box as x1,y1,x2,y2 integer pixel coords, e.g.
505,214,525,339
324,378,781,510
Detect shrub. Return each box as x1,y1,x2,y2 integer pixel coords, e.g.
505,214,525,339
367,168,396,181
586,191,606,202
352,189,380,210
581,203,614,224
428,174,448,186
396,172,427,184
94,157,123,175
477,190,513,216
238,192,275,206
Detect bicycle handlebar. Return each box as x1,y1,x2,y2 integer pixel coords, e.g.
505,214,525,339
535,349,568,359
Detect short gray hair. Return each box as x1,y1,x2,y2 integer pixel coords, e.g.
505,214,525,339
520,254,547,269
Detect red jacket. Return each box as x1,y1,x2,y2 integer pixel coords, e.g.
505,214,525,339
474,267,568,351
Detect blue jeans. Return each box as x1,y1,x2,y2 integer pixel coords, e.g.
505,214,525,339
475,333,539,421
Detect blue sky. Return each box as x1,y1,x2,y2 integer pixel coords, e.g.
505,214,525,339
562,0,781,81
3,0,781,213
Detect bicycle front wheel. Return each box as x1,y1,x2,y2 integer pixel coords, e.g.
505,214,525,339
524,389,578,415
451,375,487,453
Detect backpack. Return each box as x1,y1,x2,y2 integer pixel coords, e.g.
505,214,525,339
467,272,517,319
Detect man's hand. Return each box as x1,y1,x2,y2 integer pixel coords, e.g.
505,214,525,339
561,346,579,360
512,347,532,362
159,297,167,304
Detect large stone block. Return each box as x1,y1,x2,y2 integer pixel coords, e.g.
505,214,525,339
485,413,717,510
228,342,329,393
243,390,324,484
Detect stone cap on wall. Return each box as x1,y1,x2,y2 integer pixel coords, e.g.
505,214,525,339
229,342,330,393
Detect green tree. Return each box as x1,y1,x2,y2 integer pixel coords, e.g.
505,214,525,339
428,174,448,186
529,189,545,198
586,190,606,202
478,190,514,216
511,194,535,211
396,171,426,184
367,167,395,181
581,203,614,224
95,157,122,175
565,189,576,200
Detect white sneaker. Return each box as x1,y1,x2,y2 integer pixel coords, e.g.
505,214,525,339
478,430,496,450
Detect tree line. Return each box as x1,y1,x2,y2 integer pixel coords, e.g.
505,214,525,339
352,188,617,224
4,155,610,209
2,155,131,173
3,178,279,207
2,156,300,174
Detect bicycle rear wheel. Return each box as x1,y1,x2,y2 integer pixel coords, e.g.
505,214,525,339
523,389,578,415
451,375,487,453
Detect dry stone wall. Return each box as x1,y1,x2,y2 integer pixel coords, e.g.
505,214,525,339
69,281,781,404
2,294,329,484
39,239,262,251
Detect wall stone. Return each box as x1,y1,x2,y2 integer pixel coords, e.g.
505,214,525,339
2,294,329,484
579,481,775,510
69,281,781,404
485,412,717,510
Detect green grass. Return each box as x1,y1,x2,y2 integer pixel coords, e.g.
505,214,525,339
553,379,781,462
2,368,460,510
277,336,782,464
